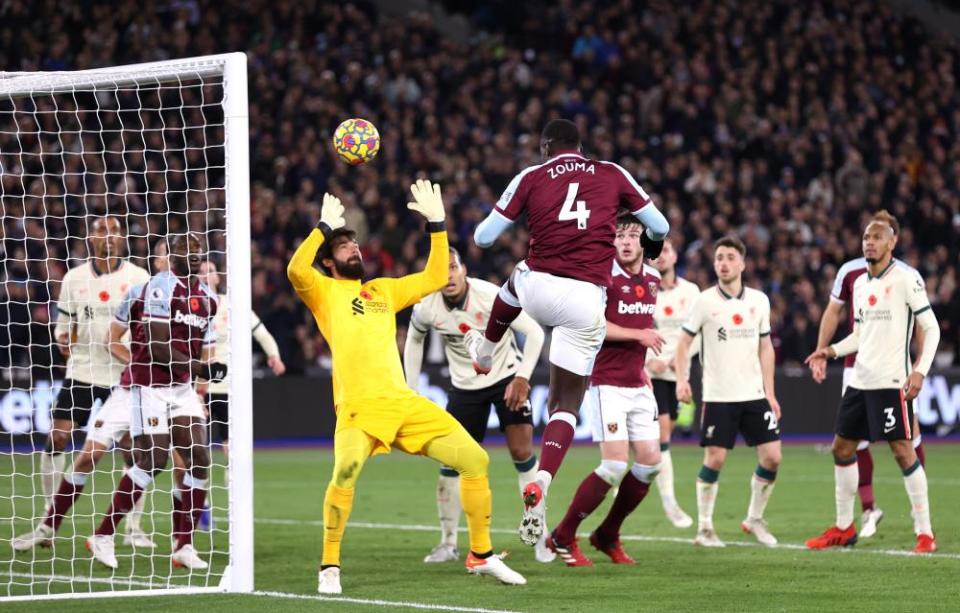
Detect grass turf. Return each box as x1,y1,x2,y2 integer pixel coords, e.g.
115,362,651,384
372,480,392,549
2,442,958,612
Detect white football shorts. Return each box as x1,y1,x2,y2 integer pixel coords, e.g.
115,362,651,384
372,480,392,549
130,384,205,437
86,386,132,447
512,261,606,376
587,384,659,443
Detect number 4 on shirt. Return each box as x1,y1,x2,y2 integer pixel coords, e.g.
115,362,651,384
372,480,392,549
559,182,590,230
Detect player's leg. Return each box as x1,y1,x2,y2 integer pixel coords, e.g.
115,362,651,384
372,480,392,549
170,415,211,568
419,424,524,584
470,273,523,373
738,400,781,546
592,385,662,563
207,393,230,459
912,412,925,466
694,402,736,547
550,386,629,566
875,392,935,552
652,379,692,528
854,439,884,537
423,386,486,563
496,386,554,563
42,379,91,505
806,388,867,549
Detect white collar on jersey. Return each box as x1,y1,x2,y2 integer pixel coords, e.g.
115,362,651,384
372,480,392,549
612,260,630,278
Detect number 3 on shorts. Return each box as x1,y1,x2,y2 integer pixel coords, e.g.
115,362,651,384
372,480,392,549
763,410,778,430
559,182,590,229
883,407,896,429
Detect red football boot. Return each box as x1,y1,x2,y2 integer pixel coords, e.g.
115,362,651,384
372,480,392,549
805,525,858,550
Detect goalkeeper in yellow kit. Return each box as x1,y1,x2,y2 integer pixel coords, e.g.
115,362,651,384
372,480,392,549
287,180,527,594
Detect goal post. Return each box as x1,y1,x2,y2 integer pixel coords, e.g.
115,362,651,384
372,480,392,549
0,53,252,601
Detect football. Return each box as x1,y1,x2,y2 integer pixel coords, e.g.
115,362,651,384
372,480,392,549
332,118,380,165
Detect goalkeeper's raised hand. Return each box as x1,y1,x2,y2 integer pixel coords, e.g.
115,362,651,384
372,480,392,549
407,179,445,223
318,192,346,233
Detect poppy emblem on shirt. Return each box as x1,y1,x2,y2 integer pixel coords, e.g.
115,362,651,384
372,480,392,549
458,323,471,334
733,313,743,325
664,306,674,316
868,294,877,306
98,291,110,302
360,290,373,300
190,297,201,312
634,286,646,299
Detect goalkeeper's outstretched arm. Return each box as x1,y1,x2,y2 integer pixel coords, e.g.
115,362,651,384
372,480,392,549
387,180,450,311
287,193,343,310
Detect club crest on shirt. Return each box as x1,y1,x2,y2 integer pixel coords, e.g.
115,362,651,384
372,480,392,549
647,281,658,298
607,422,618,434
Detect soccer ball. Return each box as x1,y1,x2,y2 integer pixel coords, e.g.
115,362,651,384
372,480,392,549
333,118,380,165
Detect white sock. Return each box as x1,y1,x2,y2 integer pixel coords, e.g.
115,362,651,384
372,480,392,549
436,473,461,547
516,459,538,496
127,475,148,532
535,469,554,497
747,475,776,520
657,449,677,508
40,452,66,505
696,481,718,531
835,461,858,529
902,462,932,536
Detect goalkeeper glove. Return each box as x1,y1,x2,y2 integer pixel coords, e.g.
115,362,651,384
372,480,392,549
407,179,445,223
641,231,664,259
203,362,228,383
317,193,346,235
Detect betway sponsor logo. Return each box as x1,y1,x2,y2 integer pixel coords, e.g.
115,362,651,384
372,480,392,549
618,301,656,315
174,311,208,329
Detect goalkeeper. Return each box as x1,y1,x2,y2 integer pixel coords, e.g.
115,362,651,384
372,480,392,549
287,180,526,595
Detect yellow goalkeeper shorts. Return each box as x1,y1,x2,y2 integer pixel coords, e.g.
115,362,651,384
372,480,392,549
335,394,460,457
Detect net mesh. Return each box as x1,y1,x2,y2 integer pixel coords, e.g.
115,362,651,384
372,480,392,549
0,65,231,597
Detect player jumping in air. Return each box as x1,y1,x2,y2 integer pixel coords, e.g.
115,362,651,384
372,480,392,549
645,237,699,528
288,182,525,595
87,233,226,571
811,210,926,539
548,216,665,566
805,211,940,554
470,119,669,546
675,236,782,548
404,246,554,563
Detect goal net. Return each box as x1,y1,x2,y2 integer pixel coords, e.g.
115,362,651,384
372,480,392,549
0,54,252,601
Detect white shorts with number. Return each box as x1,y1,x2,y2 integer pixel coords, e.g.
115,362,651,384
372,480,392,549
587,384,659,442
131,384,205,437
87,387,132,447
512,261,606,376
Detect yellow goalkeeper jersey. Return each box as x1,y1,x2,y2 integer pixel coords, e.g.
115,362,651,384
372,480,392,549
287,228,448,408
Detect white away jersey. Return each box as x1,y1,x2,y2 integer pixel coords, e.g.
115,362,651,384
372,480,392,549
647,276,700,383
843,261,932,390
409,278,541,390
54,261,150,387
682,285,771,402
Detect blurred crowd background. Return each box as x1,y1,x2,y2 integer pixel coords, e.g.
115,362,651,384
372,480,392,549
0,0,958,376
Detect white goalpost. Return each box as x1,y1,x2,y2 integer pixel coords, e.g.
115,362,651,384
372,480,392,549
0,53,252,601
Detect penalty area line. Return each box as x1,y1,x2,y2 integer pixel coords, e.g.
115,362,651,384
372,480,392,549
253,590,523,613
253,517,960,561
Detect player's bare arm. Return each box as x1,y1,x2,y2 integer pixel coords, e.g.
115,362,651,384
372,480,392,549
759,335,780,419
605,320,665,354
812,299,845,383
674,331,694,403
105,321,130,364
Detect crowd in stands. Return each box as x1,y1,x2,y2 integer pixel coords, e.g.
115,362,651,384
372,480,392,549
0,0,957,377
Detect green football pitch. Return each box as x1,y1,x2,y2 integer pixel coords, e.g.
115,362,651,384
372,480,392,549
2,443,958,612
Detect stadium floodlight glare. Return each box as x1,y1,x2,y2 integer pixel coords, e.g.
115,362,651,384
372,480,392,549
0,53,252,601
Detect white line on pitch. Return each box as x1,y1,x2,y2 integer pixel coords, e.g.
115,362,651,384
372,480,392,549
254,517,960,560
254,590,522,613
0,570,166,589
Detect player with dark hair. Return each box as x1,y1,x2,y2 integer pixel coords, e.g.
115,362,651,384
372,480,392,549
675,235,782,548
805,213,940,553
42,216,149,510
404,246,552,563
548,215,665,566
810,210,926,539
289,183,525,595
86,232,226,571
470,118,669,546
